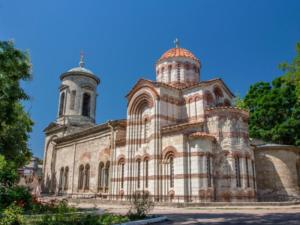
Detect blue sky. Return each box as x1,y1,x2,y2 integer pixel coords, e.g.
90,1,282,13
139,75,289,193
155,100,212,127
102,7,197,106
0,0,299,158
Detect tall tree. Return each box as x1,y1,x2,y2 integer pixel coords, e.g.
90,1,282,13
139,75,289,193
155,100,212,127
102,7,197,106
239,43,300,146
0,41,34,167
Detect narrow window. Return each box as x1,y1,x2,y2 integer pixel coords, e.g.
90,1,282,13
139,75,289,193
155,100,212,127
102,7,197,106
121,162,125,189
78,165,84,190
246,157,250,188
297,160,300,187
105,161,110,191
177,63,181,82
194,97,200,120
64,167,69,190
59,167,64,191
235,157,241,187
137,159,141,188
98,162,104,190
82,93,91,117
145,159,149,188
70,90,76,110
169,156,174,188
59,92,65,116
252,160,256,188
144,119,149,143
168,65,172,82
84,164,90,190
207,155,212,187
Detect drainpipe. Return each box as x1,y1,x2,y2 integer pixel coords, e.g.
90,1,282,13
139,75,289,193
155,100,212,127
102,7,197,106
108,120,115,199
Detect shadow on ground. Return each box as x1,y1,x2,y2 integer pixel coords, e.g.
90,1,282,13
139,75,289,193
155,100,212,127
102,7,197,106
154,212,300,225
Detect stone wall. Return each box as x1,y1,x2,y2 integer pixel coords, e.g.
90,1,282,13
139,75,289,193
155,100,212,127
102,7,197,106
254,144,300,201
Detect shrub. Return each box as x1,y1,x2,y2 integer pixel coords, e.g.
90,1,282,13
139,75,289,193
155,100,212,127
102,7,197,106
0,203,24,225
127,191,154,220
0,186,32,212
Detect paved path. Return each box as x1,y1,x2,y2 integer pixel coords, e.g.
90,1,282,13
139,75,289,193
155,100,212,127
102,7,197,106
95,205,300,225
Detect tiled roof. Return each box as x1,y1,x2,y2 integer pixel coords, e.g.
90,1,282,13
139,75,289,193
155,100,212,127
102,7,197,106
158,47,199,63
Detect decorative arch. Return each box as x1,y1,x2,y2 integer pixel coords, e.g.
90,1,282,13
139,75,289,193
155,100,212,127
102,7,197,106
162,146,178,160
127,80,160,104
117,154,126,164
128,92,154,115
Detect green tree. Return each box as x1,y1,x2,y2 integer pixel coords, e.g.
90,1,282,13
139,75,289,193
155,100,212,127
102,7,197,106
0,41,33,167
238,43,300,146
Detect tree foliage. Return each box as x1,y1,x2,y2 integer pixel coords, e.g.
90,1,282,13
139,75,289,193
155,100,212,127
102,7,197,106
238,43,300,146
0,41,33,167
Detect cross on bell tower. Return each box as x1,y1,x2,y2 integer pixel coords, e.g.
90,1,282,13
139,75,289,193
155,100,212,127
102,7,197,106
79,50,85,68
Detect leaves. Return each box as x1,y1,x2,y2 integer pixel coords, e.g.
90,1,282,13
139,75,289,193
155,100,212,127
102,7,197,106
0,41,33,168
241,43,300,146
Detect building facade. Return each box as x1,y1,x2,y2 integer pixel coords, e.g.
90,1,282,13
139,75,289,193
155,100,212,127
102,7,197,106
43,44,300,202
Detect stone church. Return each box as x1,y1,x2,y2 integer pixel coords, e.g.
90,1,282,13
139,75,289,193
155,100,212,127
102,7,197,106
43,41,300,202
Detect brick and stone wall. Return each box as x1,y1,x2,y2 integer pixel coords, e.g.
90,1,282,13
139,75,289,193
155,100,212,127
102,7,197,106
254,144,300,201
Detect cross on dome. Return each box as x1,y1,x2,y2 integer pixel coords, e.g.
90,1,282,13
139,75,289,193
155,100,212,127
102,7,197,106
174,38,180,48
79,50,85,68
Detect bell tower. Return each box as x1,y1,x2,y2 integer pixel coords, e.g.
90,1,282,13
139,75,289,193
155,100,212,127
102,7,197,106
56,53,100,128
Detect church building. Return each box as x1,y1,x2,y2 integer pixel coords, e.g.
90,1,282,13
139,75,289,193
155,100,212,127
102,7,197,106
43,41,300,202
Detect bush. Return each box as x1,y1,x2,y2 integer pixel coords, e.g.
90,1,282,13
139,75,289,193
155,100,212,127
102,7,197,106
127,191,154,220
26,212,129,225
0,186,32,212
0,203,24,225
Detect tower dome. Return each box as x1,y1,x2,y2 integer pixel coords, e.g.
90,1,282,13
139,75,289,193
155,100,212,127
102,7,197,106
156,39,201,88
56,53,100,128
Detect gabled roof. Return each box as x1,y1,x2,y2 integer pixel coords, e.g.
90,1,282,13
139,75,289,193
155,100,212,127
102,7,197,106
126,79,160,102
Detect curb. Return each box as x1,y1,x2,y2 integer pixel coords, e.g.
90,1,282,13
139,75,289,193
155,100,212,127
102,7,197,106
119,216,168,225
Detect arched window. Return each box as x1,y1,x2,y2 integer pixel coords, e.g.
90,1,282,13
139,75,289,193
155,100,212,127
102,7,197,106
59,92,65,116
64,167,69,190
105,161,110,191
184,62,190,70
137,159,141,188
213,86,223,105
82,93,91,117
168,155,175,188
144,118,149,143
118,159,125,189
245,157,250,188
98,162,104,190
168,65,172,82
207,155,212,187
204,91,214,107
194,96,200,119
188,98,193,118
235,156,241,187
84,164,90,190
78,165,84,190
193,64,197,73
59,167,64,191
70,90,76,110
144,159,149,188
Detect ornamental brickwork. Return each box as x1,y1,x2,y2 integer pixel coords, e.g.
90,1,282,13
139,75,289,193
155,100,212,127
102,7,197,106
42,45,300,203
